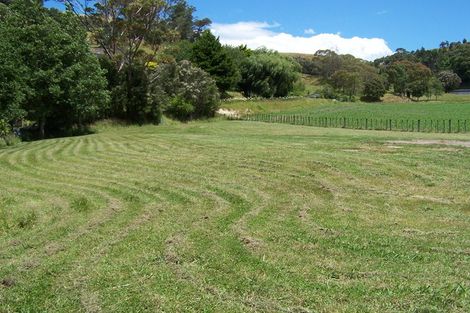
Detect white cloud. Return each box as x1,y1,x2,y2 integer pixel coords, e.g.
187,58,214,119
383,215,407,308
304,28,316,35
376,10,388,15
211,21,393,61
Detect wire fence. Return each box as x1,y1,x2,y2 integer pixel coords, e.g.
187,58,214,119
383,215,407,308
233,114,470,133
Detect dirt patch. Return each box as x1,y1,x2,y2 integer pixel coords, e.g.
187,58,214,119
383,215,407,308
240,236,262,250
164,234,184,265
388,140,470,148
1,277,15,288
80,291,102,313
217,109,241,118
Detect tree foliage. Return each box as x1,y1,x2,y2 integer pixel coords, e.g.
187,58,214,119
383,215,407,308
149,60,219,121
438,71,462,92
190,30,238,94
238,50,300,98
0,0,109,138
362,74,386,102
167,0,211,41
62,0,213,122
448,44,470,82
330,70,363,101
386,61,435,99
376,41,470,86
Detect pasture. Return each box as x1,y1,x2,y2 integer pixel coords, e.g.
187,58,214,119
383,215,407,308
222,94,470,119
222,95,470,133
0,120,469,312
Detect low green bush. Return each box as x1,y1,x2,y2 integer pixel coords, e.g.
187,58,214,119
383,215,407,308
149,60,219,121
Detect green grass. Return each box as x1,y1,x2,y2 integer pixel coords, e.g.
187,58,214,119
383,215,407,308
1,121,469,312
222,94,470,120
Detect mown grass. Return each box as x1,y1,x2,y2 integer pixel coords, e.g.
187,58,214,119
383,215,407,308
0,121,469,312
222,94,470,120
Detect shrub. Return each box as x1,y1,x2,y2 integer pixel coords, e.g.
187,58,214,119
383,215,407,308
438,71,462,92
149,60,219,121
0,119,10,138
166,96,195,121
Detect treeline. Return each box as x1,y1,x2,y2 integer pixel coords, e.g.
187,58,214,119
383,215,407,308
375,41,470,85
293,50,388,102
0,0,302,141
294,41,470,102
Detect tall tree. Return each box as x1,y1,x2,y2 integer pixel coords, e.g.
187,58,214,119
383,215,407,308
0,0,109,138
61,0,173,70
167,0,211,41
449,44,470,82
191,30,238,94
61,0,212,122
387,61,433,99
330,70,363,101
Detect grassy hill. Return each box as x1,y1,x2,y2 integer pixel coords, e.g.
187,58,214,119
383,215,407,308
1,120,469,312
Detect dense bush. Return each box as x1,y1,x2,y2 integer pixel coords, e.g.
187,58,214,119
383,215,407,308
426,77,444,99
438,71,462,92
0,119,10,138
362,74,386,102
149,61,219,121
330,70,363,101
0,119,20,147
239,51,300,98
0,1,109,138
386,61,434,99
191,31,239,94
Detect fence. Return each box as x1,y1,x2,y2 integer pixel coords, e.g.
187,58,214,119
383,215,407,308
234,114,470,133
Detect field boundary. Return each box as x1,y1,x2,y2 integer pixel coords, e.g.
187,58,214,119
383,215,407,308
233,114,470,133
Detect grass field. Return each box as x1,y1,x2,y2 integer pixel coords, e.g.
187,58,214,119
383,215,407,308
222,94,470,120
1,120,469,312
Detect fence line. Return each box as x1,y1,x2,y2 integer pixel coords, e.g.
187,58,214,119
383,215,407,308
232,114,470,133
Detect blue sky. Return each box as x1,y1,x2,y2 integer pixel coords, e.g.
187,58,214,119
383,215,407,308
189,0,470,51
45,0,470,60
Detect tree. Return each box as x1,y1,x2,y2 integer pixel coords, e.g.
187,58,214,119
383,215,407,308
449,44,470,82
62,0,172,70
0,0,109,138
426,77,444,100
362,74,386,102
0,23,27,126
190,30,238,94
386,61,433,99
438,71,462,92
62,0,213,121
238,50,300,98
330,70,363,101
60,0,176,122
314,50,343,80
167,0,211,41
149,60,219,121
